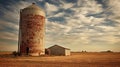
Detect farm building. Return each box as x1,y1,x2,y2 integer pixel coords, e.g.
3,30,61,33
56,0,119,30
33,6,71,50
48,45,70,56
18,3,45,56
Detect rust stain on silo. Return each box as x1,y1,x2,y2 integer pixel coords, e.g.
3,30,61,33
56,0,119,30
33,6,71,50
19,3,45,56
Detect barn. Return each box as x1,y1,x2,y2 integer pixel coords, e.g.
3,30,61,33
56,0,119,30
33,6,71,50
48,45,70,56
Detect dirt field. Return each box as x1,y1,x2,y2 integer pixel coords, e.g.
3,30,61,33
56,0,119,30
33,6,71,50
0,52,120,67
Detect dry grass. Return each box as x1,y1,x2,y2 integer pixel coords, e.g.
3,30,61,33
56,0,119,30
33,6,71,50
0,52,120,67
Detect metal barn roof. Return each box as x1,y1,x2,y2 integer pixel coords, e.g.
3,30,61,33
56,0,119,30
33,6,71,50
48,45,70,50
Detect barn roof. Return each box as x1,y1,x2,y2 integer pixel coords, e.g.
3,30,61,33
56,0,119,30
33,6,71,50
48,45,70,50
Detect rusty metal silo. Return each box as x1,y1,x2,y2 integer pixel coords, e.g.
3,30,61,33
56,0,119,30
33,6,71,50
18,3,45,56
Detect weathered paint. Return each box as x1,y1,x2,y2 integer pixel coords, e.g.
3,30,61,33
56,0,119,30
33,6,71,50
19,3,45,56
65,49,71,56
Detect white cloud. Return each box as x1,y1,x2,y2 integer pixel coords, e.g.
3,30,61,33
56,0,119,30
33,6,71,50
45,2,59,16
92,35,120,44
106,0,120,23
96,25,117,32
72,0,103,14
53,12,65,17
0,0,120,51
0,31,18,41
0,1,32,51
59,1,74,9
46,19,67,35
1,1,31,22
45,0,119,47
0,20,19,31
38,0,43,2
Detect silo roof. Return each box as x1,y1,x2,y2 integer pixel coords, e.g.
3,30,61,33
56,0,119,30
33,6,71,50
23,3,44,11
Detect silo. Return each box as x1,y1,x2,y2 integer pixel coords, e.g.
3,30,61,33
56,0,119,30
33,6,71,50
19,3,45,56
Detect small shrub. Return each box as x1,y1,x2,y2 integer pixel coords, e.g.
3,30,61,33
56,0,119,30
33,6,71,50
12,51,17,56
12,51,21,56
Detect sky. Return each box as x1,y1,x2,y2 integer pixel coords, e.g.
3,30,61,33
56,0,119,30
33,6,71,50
0,0,120,52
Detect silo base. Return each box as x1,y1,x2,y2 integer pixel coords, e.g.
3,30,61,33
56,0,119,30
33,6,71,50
29,53,45,56
20,52,45,56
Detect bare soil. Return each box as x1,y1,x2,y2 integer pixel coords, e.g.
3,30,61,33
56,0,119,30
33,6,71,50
0,52,120,67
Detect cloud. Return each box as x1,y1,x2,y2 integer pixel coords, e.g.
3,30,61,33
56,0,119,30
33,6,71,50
106,0,120,23
38,0,43,2
72,0,103,14
59,0,74,10
0,31,18,41
0,20,19,31
0,1,31,22
0,20,18,41
0,1,32,51
45,0,120,52
0,41,17,51
45,2,59,17
0,1,32,42
53,12,65,17
0,0,120,51
22,0,44,3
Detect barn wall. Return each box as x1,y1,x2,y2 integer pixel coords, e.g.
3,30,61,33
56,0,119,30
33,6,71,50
49,46,65,55
65,49,70,56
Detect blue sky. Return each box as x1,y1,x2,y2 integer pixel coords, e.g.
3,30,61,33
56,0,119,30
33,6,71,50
0,0,120,52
